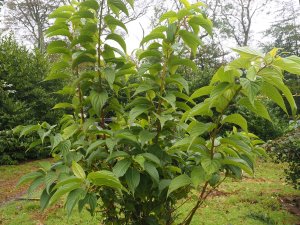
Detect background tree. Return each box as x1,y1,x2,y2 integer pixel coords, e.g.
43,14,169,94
3,0,61,52
0,36,64,164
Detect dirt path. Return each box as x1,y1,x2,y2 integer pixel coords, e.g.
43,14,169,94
0,159,50,206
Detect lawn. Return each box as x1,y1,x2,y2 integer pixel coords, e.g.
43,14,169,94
0,160,299,225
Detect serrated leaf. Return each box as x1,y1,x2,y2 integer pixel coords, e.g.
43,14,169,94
139,130,156,146
232,47,264,58
144,162,159,184
222,157,253,176
62,124,79,139
238,98,271,121
72,53,96,69
88,170,127,191
189,15,213,36
90,90,108,116
72,161,86,179
86,140,106,155
178,30,201,56
19,125,40,138
40,189,52,211
103,68,116,89
80,0,99,11
65,189,86,217
45,172,57,194
240,78,261,105
261,82,287,114
139,50,162,60
201,158,221,175
104,15,128,33
128,105,149,124
190,86,213,99
159,11,178,22
221,114,248,132
49,182,81,206
107,0,129,15
125,168,140,195
113,159,132,177
191,166,206,187
169,57,197,74
140,32,165,46
141,153,161,166
106,33,127,53
53,103,74,109
167,174,192,197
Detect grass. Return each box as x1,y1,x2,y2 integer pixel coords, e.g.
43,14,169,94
0,160,299,225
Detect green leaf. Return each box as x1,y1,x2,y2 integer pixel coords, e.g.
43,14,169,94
106,33,127,53
238,98,271,121
49,182,81,206
144,162,159,184
90,90,108,116
72,53,96,69
54,177,83,190
159,11,178,22
221,114,248,132
50,133,63,150
187,121,215,137
72,161,86,179
139,130,156,146
128,105,149,124
40,189,52,211
78,193,97,215
103,68,116,89
262,74,297,115
53,103,74,109
27,176,44,197
232,47,264,58
274,56,300,75
65,189,86,217
86,140,106,155
191,166,206,187
107,0,129,16
167,174,192,197
139,50,162,60
88,170,127,191
134,83,154,96
141,153,161,166
19,125,40,138
125,168,140,195
62,124,79,140
180,0,191,7
178,30,201,56
107,151,129,161
221,157,253,176
188,15,213,36
167,74,190,94
140,32,165,46
169,57,197,74
80,0,99,11
240,78,261,105
113,159,132,177
104,15,128,33
190,86,213,99
261,82,287,114
45,172,57,194
201,158,221,175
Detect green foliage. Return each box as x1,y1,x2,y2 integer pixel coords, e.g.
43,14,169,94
267,126,300,189
0,36,64,164
15,0,299,224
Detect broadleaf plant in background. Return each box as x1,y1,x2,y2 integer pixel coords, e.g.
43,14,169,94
15,0,299,224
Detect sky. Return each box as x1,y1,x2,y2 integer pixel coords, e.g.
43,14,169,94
0,0,299,54
124,0,300,54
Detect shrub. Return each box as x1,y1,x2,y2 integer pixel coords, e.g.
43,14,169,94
0,36,64,164
267,126,300,189
16,0,299,224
